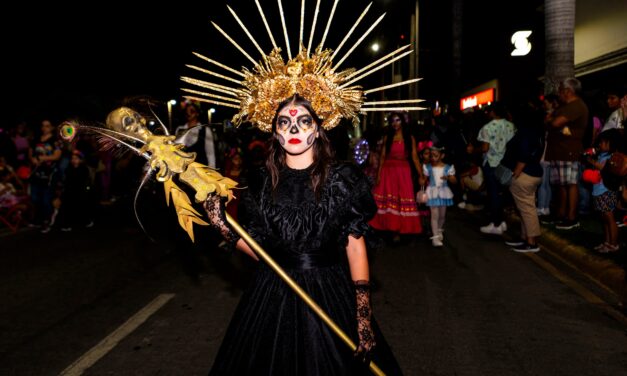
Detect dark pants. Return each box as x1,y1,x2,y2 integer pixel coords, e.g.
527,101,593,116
30,180,54,225
482,164,504,225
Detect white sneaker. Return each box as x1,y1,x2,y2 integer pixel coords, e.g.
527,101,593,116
480,223,503,235
430,233,443,247
498,221,507,232
457,202,467,209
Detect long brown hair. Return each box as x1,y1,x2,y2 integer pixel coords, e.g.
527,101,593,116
266,94,335,200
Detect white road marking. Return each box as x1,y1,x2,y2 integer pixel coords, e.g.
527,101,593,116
59,293,175,376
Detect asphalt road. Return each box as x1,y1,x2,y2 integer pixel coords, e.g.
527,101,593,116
1,205,626,376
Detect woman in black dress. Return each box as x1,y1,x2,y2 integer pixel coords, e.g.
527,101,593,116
203,94,403,375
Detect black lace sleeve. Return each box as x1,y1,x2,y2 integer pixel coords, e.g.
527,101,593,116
334,164,380,249
238,168,269,247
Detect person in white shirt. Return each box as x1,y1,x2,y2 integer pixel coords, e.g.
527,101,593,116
174,104,217,168
601,88,625,132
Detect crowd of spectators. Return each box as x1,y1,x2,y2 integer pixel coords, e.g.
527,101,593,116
1,80,625,256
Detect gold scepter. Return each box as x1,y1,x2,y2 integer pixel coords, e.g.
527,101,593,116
61,107,385,376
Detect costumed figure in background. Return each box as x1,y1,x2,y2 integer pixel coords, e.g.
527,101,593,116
369,112,423,243
61,1,426,374
420,145,456,247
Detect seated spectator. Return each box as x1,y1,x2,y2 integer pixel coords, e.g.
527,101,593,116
0,157,30,217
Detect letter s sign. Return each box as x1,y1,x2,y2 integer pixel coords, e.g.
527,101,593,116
511,30,532,56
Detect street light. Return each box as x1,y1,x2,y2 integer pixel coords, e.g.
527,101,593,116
167,99,177,131
371,42,380,53
208,108,216,124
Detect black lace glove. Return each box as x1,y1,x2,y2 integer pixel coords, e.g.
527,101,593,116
203,194,240,249
354,280,376,364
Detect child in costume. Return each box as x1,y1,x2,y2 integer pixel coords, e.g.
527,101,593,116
422,146,457,247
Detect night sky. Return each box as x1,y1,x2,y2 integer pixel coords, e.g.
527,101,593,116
4,0,543,126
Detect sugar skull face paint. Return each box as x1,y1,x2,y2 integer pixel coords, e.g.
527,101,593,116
275,104,318,155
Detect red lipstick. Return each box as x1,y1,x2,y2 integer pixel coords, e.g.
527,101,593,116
288,138,301,144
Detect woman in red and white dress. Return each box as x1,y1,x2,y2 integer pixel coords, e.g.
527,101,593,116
369,112,423,241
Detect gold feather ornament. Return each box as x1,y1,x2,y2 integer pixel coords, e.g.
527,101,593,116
182,0,426,133
233,47,364,132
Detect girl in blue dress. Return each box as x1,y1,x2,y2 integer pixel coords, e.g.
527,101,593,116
422,146,457,247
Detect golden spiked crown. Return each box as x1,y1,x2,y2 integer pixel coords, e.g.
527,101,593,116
181,0,425,132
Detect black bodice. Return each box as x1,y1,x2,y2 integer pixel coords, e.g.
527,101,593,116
240,163,377,269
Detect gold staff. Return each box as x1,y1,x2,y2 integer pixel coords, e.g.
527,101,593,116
226,213,385,376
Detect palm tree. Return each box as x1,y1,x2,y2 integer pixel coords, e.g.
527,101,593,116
451,0,463,102
544,0,576,94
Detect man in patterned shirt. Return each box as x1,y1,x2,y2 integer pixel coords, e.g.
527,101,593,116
477,102,516,235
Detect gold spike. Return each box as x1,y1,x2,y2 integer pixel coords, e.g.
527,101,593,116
320,0,339,50
193,52,246,78
360,107,427,112
307,0,321,54
340,49,412,87
227,5,266,57
330,2,372,61
334,12,386,69
183,96,241,109
345,44,410,80
364,78,422,94
277,0,292,60
363,99,426,105
255,0,278,49
212,21,259,66
182,88,241,104
299,0,305,54
186,65,242,85
180,77,241,96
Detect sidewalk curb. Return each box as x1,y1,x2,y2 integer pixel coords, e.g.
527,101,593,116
538,227,627,304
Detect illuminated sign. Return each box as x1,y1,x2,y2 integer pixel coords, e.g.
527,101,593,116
460,88,494,110
511,30,532,56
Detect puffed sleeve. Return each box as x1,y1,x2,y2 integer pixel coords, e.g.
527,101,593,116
237,169,269,247
334,164,381,250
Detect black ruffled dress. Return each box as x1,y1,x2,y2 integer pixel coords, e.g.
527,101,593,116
209,163,403,376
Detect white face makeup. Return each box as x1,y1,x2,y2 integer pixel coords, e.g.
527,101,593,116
275,104,318,156
390,116,402,131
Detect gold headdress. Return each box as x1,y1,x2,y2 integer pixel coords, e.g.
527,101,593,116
181,0,426,131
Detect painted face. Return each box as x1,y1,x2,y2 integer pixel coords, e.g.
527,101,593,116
390,116,402,130
275,104,318,155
